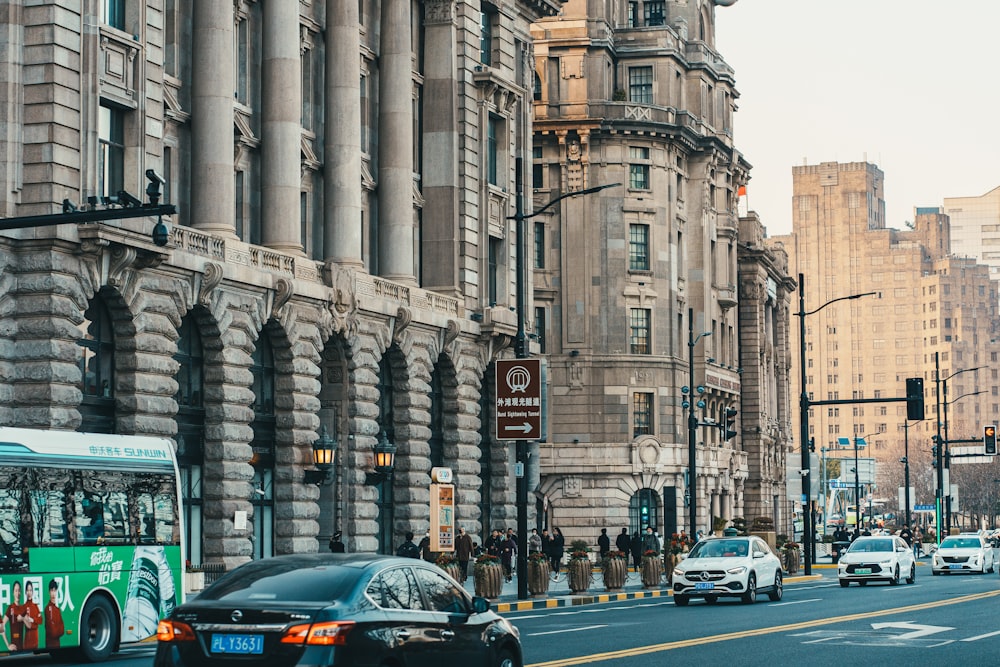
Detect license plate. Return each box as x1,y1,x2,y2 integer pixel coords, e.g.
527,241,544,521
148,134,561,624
949,564,964,569
854,568,871,575
694,582,715,590
211,634,264,655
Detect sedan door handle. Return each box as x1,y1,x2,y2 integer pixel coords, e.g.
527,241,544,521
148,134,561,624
395,630,411,640
440,630,455,640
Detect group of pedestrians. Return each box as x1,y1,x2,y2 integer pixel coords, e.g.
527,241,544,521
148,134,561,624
604,527,661,568
528,527,565,573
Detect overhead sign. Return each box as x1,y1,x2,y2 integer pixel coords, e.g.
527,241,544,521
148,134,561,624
495,358,542,440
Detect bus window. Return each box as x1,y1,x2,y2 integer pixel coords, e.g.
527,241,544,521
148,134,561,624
76,493,105,543
30,489,69,546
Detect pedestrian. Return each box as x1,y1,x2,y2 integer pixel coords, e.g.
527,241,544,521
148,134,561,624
328,530,345,553
396,531,420,559
455,527,474,582
642,526,659,555
598,528,611,559
500,530,517,582
486,529,502,556
630,531,642,570
616,527,630,554
419,532,436,562
549,527,565,573
898,524,913,547
529,528,543,554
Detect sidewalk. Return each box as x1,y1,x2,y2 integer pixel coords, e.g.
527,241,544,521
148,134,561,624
459,566,824,613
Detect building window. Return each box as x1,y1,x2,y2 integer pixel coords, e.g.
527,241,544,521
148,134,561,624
534,307,546,353
301,47,314,130
629,223,649,270
532,146,543,188
101,0,125,30
534,222,545,269
488,236,502,306
250,336,276,561
644,1,665,26
77,298,116,434
629,147,650,190
628,66,653,104
630,308,651,354
487,114,500,185
235,12,250,105
627,2,638,28
480,6,496,65
99,105,125,199
633,392,653,437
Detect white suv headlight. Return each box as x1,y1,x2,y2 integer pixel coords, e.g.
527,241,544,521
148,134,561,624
726,566,747,575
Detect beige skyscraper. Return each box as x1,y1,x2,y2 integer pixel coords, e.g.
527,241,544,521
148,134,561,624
773,161,1000,529
944,186,1000,279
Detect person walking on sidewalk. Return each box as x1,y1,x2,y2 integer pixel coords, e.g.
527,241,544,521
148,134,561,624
549,527,565,573
598,529,611,559
529,528,543,555
616,527,630,554
499,530,517,582
455,527,474,582
630,531,643,570
642,526,660,555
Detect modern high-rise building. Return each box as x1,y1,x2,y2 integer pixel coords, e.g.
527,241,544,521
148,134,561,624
773,161,1000,529
0,0,563,568
944,186,1000,279
529,0,795,543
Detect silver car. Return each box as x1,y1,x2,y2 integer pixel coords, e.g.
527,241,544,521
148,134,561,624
838,536,916,586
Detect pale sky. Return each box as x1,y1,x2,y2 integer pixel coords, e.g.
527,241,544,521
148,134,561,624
715,1,1000,236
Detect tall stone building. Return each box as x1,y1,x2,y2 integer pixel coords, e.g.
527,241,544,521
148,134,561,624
0,0,562,567
773,161,1000,529
944,186,1000,279
529,0,794,543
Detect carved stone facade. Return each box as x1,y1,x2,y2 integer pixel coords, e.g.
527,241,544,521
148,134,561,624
0,0,561,566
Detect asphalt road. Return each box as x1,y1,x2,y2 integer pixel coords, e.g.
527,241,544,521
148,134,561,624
508,567,1000,666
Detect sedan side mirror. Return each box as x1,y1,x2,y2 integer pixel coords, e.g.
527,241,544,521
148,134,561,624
472,596,490,614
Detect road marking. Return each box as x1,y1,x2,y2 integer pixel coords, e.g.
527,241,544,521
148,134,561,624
769,598,822,607
870,622,952,639
525,589,1000,667
961,629,1000,642
527,625,609,637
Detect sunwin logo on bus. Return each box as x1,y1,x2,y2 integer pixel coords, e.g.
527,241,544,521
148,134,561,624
87,446,168,460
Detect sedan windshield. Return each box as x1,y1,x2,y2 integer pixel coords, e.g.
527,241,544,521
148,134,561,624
847,539,893,553
199,560,359,602
689,540,749,558
940,537,981,549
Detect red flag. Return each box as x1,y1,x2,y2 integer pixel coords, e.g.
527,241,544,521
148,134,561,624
737,185,747,197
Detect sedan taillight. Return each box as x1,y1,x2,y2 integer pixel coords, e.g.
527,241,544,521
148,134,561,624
157,620,196,642
281,621,355,646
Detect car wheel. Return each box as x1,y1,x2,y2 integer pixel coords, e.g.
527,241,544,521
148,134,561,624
496,647,520,667
906,565,915,584
704,595,718,605
740,573,756,604
77,596,117,663
674,594,689,606
889,566,900,585
839,579,850,588
767,570,783,601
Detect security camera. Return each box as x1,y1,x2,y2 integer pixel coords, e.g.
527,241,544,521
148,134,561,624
798,469,809,476
145,169,166,185
117,190,143,207
145,169,166,205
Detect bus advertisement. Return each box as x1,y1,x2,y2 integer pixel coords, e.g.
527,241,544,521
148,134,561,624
0,428,184,661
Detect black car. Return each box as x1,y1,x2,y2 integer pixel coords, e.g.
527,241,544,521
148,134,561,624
155,553,521,667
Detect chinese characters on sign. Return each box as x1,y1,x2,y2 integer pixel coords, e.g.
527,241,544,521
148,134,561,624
494,359,541,440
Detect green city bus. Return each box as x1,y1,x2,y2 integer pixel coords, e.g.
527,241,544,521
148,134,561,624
0,428,184,661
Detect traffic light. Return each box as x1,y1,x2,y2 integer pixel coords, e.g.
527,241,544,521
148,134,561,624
905,377,925,420
985,425,997,455
722,407,738,441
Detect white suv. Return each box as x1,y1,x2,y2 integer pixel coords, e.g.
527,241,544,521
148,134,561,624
672,536,783,605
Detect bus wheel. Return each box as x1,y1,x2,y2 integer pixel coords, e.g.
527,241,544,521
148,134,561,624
77,597,117,663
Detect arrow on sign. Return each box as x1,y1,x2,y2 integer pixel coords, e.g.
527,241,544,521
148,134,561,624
870,622,953,639
504,422,534,434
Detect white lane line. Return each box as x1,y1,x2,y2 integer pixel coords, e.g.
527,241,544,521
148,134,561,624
770,598,822,607
961,629,1000,642
527,624,609,637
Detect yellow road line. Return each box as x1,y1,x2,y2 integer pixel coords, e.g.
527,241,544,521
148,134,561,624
526,588,1000,667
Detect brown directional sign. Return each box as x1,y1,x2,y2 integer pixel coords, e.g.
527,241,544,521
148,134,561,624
495,358,541,440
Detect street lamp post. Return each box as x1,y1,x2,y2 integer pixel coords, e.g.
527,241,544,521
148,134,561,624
509,157,617,599
902,421,915,530
942,387,985,533
687,308,712,539
933,361,981,537
853,436,862,531
797,273,876,575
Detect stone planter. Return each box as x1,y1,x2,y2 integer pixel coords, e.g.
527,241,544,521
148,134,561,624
527,560,550,597
640,557,662,588
440,562,463,583
783,549,800,575
602,557,627,592
568,558,592,594
474,562,504,599
664,553,679,584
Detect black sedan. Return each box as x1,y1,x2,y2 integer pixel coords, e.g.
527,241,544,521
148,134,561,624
155,553,521,667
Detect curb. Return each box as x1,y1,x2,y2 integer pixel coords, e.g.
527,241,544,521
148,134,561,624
492,573,823,613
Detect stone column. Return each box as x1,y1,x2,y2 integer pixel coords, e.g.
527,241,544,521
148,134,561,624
419,0,458,293
377,0,415,285
261,0,303,254
191,1,235,235
324,0,363,266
